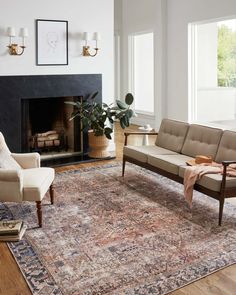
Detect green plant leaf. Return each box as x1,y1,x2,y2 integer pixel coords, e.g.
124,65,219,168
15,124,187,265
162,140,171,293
116,110,126,119
125,93,134,105
87,91,99,100
110,106,120,110
116,100,128,110
127,109,134,118
120,118,126,129
104,127,113,133
64,101,77,106
102,114,107,123
104,127,112,139
123,115,130,127
69,111,80,121
82,117,90,127
94,129,104,136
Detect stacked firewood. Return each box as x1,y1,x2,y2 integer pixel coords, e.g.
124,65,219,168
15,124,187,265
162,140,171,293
31,130,60,149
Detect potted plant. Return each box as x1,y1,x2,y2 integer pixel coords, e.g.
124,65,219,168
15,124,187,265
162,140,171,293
65,92,135,158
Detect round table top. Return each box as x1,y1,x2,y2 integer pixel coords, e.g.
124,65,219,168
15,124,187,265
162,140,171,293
138,126,153,132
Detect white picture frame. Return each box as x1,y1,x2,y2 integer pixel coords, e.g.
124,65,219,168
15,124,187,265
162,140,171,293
36,19,68,66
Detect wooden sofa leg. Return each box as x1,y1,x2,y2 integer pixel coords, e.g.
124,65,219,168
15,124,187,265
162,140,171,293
36,201,42,228
122,158,126,177
49,183,55,205
219,198,225,226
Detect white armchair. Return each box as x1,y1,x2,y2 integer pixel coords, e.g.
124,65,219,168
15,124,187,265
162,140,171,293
0,132,55,227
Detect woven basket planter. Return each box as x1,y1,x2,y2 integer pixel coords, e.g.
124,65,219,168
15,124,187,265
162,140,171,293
88,131,110,158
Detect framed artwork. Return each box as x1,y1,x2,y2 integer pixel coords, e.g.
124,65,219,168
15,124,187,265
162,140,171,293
36,19,68,66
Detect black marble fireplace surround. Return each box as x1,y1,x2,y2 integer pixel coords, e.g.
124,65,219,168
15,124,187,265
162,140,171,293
0,74,102,161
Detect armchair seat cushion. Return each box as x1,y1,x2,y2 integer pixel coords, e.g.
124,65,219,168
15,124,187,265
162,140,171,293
124,145,178,163
148,154,194,175
179,166,236,192
23,168,55,201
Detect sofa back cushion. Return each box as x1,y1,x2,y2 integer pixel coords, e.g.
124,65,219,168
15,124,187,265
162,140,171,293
181,124,223,159
215,130,236,163
155,119,189,153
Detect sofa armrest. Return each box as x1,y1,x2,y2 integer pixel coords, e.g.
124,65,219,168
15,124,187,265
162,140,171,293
124,132,158,146
11,153,40,169
222,160,236,166
220,161,236,193
0,169,23,202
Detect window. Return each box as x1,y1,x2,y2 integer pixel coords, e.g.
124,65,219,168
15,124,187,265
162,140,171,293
218,19,236,87
189,18,236,125
130,32,154,114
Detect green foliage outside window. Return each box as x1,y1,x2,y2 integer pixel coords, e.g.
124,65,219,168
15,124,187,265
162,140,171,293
218,24,236,87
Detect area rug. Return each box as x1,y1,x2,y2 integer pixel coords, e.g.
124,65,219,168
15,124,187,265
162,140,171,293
2,163,236,295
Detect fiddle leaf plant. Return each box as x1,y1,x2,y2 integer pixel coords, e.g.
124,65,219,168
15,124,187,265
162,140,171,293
65,92,135,140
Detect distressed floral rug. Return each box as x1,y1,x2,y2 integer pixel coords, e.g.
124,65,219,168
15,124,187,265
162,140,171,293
2,163,236,295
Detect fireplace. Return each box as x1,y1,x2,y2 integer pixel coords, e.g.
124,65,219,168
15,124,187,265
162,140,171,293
0,74,102,165
21,96,81,156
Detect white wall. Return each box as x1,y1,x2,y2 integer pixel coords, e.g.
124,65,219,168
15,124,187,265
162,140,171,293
197,88,236,121
116,0,166,129
121,0,157,99
0,0,114,103
116,0,236,126
167,0,236,121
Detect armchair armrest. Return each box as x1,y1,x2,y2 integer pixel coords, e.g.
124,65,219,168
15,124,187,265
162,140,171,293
11,152,40,169
0,169,22,182
124,132,158,146
0,169,23,202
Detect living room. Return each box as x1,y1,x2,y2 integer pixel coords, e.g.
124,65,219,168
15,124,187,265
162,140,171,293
0,0,236,294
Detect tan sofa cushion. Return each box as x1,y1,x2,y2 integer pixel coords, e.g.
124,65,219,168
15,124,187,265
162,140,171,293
23,167,55,201
215,130,236,163
155,119,189,153
124,145,178,163
181,124,223,159
148,154,194,175
179,166,236,192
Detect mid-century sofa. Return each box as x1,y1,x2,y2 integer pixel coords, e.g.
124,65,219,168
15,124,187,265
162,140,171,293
122,119,236,225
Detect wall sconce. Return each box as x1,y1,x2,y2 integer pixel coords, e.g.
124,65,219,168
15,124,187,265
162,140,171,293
7,27,28,56
82,32,101,57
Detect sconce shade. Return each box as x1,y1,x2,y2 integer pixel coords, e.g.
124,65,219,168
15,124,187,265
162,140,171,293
93,32,101,41
7,26,27,55
7,27,16,37
83,32,90,41
82,31,100,57
21,27,28,37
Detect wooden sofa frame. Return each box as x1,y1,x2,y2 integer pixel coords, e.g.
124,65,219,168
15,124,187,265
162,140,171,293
122,132,236,226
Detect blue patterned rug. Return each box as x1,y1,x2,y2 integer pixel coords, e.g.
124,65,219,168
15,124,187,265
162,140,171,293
2,163,236,294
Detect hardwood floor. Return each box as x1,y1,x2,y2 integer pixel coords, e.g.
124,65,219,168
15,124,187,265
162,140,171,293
0,124,236,295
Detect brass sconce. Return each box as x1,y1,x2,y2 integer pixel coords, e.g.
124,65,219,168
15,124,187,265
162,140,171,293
7,27,28,56
82,32,101,57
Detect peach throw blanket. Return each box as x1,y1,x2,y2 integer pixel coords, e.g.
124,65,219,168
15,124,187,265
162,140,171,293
184,162,236,207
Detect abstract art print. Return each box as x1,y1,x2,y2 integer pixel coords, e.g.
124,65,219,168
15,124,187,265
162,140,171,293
36,19,68,66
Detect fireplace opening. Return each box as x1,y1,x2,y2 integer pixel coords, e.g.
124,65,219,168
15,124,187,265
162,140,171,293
21,96,82,159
